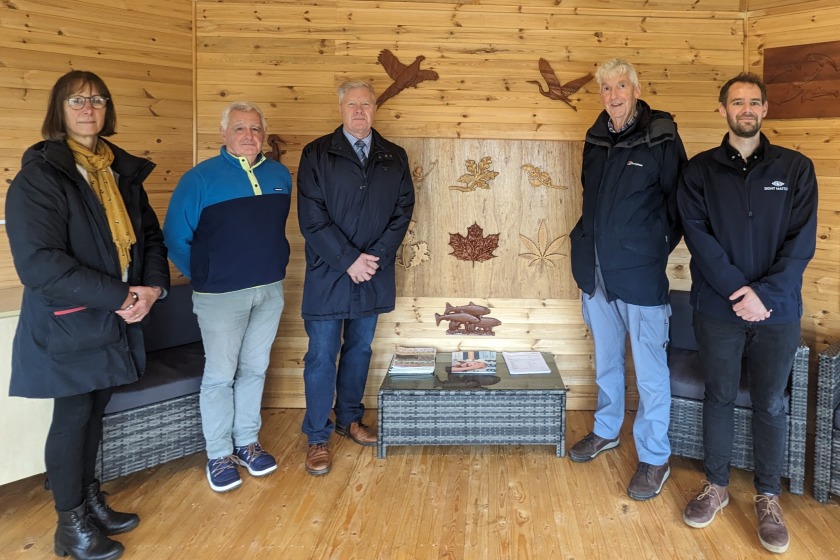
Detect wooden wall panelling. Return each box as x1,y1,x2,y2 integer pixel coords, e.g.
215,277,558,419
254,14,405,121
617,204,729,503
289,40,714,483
196,1,746,409
748,4,840,352
0,0,194,300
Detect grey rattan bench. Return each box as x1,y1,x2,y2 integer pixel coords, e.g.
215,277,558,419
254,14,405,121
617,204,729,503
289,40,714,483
814,341,840,503
96,283,204,482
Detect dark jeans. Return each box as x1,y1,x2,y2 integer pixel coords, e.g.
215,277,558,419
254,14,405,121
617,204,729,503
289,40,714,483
693,312,800,495
46,388,113,511
301,315,378,444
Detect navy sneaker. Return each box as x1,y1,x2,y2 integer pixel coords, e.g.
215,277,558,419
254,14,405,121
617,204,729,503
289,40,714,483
206,456,242,492
233,442,277,476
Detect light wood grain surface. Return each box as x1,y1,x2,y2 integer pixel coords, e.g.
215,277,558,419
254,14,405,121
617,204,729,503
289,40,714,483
1,409,839,559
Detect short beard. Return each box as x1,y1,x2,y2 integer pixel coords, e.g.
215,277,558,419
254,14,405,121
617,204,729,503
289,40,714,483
728,116,761,138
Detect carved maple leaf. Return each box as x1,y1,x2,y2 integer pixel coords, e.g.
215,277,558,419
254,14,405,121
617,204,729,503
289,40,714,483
449,156,499,192
449,222,500,266
519,220,567,267
397,221,431,270
521,164,568,190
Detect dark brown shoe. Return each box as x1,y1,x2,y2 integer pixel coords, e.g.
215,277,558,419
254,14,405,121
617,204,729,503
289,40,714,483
627,462,670,501
755,495,789,553
305,443,331,476
684,481,729,528
568,432,620,463
336,421,377,447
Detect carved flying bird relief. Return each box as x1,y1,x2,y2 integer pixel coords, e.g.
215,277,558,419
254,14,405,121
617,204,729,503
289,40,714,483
264,134,284,162
527,58,594,111
376,49,440,107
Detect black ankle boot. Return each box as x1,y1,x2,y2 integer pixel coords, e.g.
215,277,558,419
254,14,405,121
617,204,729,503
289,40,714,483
55,502,124,560
84,481,140,536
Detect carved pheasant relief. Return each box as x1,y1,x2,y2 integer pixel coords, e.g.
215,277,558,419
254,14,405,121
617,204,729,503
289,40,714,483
527,58,594,111
376,49,440,107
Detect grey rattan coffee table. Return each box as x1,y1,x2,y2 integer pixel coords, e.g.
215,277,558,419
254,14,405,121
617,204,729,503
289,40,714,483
377,353,566,458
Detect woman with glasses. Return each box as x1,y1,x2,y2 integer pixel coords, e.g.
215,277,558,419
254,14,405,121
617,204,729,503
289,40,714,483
5,70,169,560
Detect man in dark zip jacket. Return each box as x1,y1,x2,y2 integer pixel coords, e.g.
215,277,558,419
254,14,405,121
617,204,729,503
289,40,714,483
297,80,415,476
679,73,817,554
568,58,686,502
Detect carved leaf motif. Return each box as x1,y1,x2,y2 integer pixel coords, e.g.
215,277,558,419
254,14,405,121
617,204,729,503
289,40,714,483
449,156,499,192
412,160,438,184
449,222,500,265
396,220,430,270
519,220,567,268
521,163,568,190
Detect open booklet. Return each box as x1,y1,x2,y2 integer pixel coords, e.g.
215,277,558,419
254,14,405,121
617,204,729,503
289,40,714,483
451,351,497,374
502,351,551,374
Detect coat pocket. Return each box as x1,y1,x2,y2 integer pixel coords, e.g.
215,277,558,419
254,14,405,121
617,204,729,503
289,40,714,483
47,307,121,355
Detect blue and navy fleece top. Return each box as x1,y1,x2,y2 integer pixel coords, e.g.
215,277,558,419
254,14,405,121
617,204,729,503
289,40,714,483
163,147,292,294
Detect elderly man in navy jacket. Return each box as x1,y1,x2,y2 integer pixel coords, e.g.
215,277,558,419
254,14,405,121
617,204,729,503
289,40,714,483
568,58,686,501
297,80,415,476
678,73,817,554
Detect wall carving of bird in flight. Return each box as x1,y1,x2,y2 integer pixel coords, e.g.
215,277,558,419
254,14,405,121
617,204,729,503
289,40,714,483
527,58,594,111
264,134,284,162
376,49,439,107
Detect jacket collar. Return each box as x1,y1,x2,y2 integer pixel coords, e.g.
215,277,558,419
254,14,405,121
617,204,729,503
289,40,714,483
586,99,676,149
713,132,775,167
328,125,392,160
23,138,155,184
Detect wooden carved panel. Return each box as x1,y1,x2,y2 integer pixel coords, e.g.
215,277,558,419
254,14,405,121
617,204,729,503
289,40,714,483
764,40,840,119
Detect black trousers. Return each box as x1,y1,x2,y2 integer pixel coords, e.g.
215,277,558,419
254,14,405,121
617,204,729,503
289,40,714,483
693,312,800,495
46,388,113,511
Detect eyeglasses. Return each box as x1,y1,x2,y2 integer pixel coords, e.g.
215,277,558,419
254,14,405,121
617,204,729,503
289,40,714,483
66,96,109,110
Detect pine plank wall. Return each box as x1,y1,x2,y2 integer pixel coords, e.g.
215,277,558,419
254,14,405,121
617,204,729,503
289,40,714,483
0,0,837,411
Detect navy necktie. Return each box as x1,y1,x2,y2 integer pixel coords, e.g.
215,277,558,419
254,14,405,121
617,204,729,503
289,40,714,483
354,139,367,166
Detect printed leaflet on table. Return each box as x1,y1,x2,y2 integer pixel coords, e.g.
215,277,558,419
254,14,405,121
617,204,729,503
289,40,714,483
502,351,551,375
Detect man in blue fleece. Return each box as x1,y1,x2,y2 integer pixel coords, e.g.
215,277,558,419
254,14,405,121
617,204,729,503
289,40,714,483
163,101,292,492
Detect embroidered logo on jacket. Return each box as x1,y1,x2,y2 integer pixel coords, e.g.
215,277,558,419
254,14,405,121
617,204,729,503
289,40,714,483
765,181,788,191
626,161,644,167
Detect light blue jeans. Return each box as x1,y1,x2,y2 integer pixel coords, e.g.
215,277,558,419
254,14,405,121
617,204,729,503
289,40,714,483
193,281,284,460
581,286,672,465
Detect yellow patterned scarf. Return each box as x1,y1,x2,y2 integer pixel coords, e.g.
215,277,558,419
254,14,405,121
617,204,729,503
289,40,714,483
67,137,136,274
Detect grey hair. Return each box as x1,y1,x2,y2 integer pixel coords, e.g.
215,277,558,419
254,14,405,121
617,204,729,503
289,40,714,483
595,58,640,89
220,101,267,132
337,80,377,102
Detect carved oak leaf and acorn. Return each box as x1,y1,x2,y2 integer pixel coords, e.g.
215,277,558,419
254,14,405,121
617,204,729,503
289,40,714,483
396,220,431,270
449,156,499,192
449,223,500,266
519,220,567,268
521,164,568,190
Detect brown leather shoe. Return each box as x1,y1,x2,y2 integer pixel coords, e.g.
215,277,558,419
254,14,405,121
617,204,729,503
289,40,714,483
568,432,620,463
627,462,670,501
755,495,789,553
684,481,729,528
336,421,377,447
305,443,331,476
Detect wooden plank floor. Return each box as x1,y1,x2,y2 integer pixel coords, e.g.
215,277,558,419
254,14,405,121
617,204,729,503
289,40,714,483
2,410,840,559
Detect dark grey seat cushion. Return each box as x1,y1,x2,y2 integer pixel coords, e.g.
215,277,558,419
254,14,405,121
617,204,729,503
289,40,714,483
104,284,205,414
668,348,753,408
668,289,789,413
105,342,204,414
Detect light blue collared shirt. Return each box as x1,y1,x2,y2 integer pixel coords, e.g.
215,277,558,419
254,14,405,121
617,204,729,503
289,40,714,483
343,129,371,160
